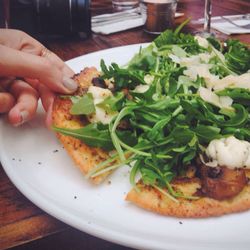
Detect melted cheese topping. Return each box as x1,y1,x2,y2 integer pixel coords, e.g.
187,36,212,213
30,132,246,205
205,136,250,169
87,86,117,124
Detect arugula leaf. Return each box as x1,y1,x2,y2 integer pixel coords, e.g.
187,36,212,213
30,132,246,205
216,88,250,105
97,91,124,112
129,158,141,189
146,116,171,141
127,44,156,71
170,126,196,145
225,39,250,74
53,123,114,150
70,93,95,115
117,130,137,147
192,125,221,143
141,167,160,186
154,28,205,54
172,45,187,58
206,36,222,51
101,60,145,91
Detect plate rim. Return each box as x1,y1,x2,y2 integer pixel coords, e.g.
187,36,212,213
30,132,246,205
0,43,249,250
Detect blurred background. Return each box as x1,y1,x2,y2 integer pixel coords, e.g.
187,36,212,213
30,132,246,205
0,0,91,40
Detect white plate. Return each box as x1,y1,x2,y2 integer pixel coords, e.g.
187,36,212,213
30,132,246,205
1,44,250,250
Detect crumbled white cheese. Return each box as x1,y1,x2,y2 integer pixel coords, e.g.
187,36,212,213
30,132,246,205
198,87,233,109
87,86,117,124
205,136,250,169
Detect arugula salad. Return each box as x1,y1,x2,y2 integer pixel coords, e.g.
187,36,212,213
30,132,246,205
54,22,250,200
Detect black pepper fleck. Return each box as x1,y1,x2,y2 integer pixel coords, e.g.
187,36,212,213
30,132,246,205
38,162,42,165
179,221,183,225
53,149,59,153
74,196,77,199
12,158,15,161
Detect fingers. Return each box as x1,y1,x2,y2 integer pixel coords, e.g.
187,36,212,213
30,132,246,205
45,103,54,129
40,47,74,77
0,78,55,127
0,29,44,54
8,79,39,126
0,45,77,94
38,84,55,112
38,84,55,128
0,77,16,113
0,30,77,126
0,92,15,113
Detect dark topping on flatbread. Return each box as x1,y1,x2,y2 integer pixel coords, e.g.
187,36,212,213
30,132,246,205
207,167,222,179
200,165,247,200
92,77,107,88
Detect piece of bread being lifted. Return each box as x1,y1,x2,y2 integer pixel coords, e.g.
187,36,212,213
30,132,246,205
52,67,113,184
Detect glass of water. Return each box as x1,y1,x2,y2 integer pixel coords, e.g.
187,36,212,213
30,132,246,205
112,0,139,11
203,0,212,34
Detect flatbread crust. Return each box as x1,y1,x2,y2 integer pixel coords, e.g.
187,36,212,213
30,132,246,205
52,67,111,184
126,171,250,218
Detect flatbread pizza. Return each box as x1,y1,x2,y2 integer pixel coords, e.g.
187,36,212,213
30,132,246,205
52,25,250,217
52,67,114,184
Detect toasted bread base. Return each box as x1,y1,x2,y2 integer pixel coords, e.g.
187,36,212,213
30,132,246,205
126,172,250,218
52,67,111,184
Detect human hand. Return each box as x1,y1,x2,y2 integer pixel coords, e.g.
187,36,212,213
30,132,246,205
0,29,77,127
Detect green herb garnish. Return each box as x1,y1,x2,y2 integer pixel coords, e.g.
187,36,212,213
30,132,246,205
53,22,250,200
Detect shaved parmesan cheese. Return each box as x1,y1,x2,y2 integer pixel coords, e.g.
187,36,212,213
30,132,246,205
169,54,180,64
87,86,117,124
144,74,154,84
198,87,233,109
211,73,250,91
133,84,150,93
168,37,250,93
184,64,219,85
169,51,219,88
195,36,209,48
205,136,250,169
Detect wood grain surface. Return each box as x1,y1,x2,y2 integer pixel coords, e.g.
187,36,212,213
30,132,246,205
0,0,250,249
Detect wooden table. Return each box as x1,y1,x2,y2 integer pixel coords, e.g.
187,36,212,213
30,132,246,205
1,0,250,249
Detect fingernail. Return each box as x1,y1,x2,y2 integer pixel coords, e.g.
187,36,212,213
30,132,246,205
14,110,29,127
62,77,78,92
